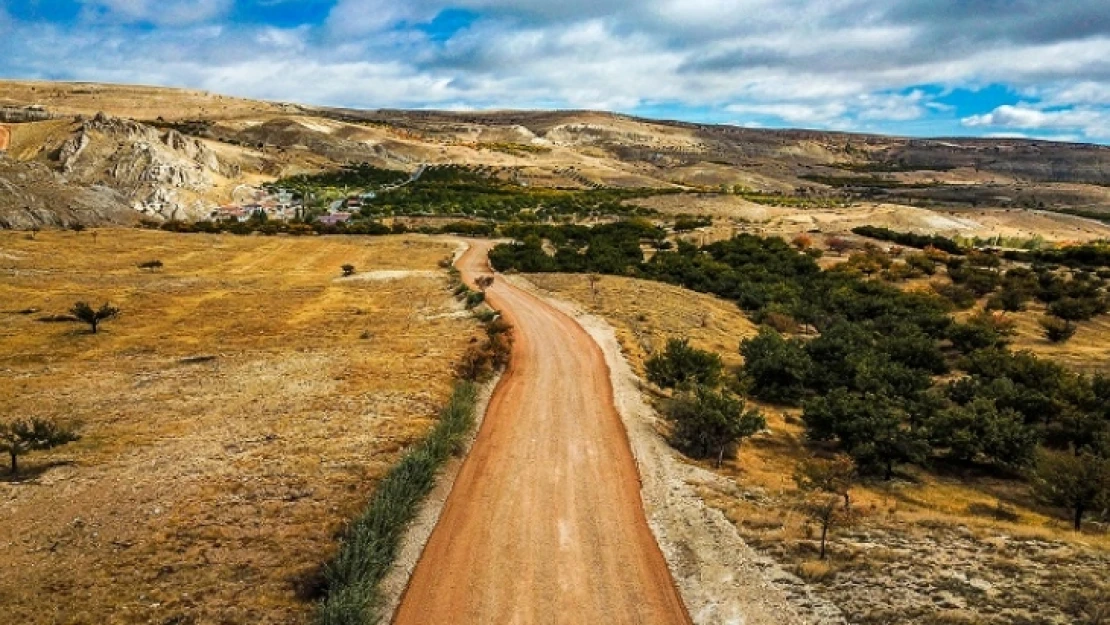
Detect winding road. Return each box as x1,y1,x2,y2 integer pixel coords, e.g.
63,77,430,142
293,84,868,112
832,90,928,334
392,241,692,625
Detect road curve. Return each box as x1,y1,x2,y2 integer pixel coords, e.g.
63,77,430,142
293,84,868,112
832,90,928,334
392,241,692,625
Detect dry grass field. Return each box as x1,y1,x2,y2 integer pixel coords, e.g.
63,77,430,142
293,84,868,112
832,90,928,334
1,80,287,121
528,271,1110,624
525,273,759,375
638,194,1110,244
1007,306,1110,375
0,229,480,624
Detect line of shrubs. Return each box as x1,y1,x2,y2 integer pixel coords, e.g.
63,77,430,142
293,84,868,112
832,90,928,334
851,225,967,255
1003,243,1110,270
315,381,479,624
142,218,497,238
315,271,513,623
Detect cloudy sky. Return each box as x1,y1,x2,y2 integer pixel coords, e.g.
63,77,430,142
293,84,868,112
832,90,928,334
2,1,1109,142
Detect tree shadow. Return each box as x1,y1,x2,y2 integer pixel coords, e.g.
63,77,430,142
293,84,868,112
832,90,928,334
0,460,77,484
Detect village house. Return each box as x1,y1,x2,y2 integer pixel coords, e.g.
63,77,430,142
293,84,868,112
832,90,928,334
210,205,253,222
317,212,353,226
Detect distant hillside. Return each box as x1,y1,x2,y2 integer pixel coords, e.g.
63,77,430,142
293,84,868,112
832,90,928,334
1,80,1109,228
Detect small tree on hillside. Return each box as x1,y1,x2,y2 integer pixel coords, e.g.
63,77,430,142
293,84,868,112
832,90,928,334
70,301,120,334
0,418,81,475
826,236,853,256
794,454,857,510
646,338,723,390
587,273,602,303
904,252,937,276
987,285,1032,313
794,457,859,560
665,386,766,468
1032,447,1110,531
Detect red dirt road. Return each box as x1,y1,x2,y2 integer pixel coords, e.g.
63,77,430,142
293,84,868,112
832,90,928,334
392,242,692,625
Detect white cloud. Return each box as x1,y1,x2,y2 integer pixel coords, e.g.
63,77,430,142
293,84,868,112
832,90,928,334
856,90,929,121
2,1,1110,141
963,105,1110,139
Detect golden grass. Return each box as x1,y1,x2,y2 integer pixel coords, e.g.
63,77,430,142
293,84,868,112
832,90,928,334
524,273,759,376
1007,304,1110,375
0,229,480,623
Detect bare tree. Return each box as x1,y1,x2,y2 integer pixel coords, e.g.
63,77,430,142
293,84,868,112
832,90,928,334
794,455,859,559
587,273,601,304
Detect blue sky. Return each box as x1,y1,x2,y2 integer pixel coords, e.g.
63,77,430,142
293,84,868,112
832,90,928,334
2,1,1109,143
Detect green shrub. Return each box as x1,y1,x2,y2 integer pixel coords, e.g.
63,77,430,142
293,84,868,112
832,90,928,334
645,338,723,390
740,328,811,405
665,385,765,467
947,311,1014,354
927,398,1038,469
933,283,978,310
1041,316,1078,343
851,225,965,255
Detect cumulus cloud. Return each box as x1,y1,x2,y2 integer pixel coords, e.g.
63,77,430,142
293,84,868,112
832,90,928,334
2,0,1110,141
963,105,1110,139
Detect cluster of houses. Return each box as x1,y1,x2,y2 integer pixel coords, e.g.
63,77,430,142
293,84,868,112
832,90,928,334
206,187,384,226
319,191,378,226
209,188,301,223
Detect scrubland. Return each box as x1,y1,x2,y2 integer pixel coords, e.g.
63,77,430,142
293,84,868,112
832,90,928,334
0,229,478,623
531,270,1110,625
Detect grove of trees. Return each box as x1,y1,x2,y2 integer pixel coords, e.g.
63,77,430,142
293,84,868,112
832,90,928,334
490,225,1110,528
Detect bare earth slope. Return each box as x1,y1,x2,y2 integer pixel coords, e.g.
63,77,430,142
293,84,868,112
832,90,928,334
392,242,691,625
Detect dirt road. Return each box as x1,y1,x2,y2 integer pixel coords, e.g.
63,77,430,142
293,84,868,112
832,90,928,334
392,241,692,625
